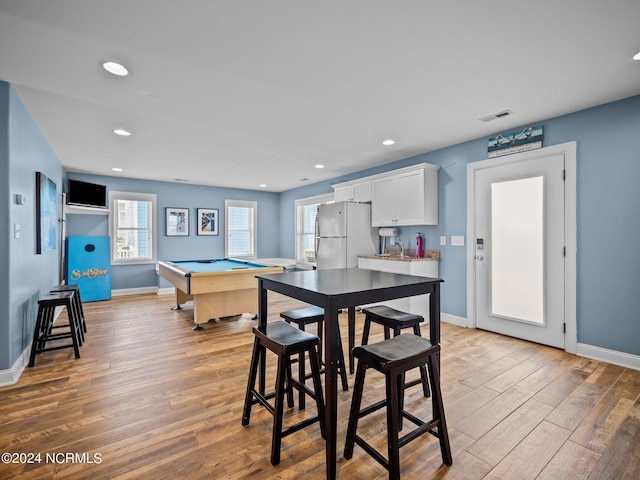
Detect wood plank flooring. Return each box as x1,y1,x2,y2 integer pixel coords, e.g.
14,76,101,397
1,293,639,479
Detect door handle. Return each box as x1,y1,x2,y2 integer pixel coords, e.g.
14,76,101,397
476,255,484,260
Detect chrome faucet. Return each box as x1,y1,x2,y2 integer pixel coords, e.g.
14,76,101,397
391,237,405,257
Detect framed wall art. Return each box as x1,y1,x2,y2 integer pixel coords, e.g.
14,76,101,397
36,171,58,254
488,125,543,158
166,207,189,236
197,208,219,236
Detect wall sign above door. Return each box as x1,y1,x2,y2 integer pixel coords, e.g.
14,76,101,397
488,125,543,158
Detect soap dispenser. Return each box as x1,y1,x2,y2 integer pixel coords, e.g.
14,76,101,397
416,233,424,258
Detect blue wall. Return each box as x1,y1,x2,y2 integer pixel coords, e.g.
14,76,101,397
60,95,640,359
280,95,640,357
1,83,66,371
0,83,9,371
3,78,639,373
65,174,282,290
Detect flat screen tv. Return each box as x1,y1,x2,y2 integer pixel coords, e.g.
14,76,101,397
67,179,107,208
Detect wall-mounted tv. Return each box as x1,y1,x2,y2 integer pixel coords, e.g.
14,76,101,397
67,179,108,208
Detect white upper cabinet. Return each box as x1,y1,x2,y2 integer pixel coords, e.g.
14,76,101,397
333,179,372,203
371,164,439,226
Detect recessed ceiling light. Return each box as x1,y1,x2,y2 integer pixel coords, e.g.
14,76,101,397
102,61,129,76
634,51,640,60
259,184,267,188
111,167,123,172
113,129,131,136
382,139,395,146
315,164,325,169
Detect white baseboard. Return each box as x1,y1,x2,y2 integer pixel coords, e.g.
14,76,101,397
0,346,30,387
577,343,640,371
439,313,639,371
112,287,175,296
111,286,160,297
441,312,469,328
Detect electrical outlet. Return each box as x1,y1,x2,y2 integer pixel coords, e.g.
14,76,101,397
451,235,465,246
440,236,446,246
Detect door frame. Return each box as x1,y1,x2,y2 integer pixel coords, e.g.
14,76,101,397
466,141,577,353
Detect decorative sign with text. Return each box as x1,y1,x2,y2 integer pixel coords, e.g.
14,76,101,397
488,126,543,158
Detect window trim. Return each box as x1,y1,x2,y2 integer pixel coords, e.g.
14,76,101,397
294,193,333,265
224,199,257,259
108,191,157,265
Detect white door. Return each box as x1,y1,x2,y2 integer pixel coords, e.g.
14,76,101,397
472,152,566,348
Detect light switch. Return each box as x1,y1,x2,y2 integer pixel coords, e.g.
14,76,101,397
440,236,447,246
451,235,465,246
14,223,21,239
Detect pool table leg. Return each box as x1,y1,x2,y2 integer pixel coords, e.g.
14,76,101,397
172,288,192,310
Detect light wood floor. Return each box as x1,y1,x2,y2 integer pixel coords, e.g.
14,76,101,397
1,293,639,479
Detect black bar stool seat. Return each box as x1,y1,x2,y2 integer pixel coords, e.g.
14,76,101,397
280,306,349,403
362,305,430,397
344,334,452,479
50,284,87,336
242,321,325,466
28,291,82,367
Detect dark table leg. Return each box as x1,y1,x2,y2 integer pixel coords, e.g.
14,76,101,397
323,298,339,480
348,307,355,374
429,282,441,423
258,279,268,395
429,282,441,352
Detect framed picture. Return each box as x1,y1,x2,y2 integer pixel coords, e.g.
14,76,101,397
488,125,543,158
197,208,219,236
36,171,58,254
166,207,189,236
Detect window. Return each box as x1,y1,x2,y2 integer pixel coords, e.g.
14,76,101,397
225,200,257,258
108,191,157,264
295,193,333,265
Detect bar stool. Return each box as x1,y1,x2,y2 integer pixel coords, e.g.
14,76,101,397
280,306,349,408
50,284,86,336
242,321,325,466
344,334,452,479
361,305,430,397
28,291,82,367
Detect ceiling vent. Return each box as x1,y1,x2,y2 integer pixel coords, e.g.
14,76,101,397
479,110,513,122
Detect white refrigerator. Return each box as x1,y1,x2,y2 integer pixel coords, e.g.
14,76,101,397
315,202,378,269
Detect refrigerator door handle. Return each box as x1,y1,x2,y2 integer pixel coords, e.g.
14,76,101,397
314,216,320,258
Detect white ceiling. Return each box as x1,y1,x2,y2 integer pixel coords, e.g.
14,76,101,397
1,1,639,192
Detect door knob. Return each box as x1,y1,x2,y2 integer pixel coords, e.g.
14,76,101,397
476,255,484,260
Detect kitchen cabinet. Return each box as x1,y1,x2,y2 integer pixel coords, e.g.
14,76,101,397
358,256,438,319
333,179,372,203
371,164,439,226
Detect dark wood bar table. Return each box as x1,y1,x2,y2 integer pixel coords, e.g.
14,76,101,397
255,267,444,480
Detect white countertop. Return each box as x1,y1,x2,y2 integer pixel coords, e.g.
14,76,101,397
254,258,298,268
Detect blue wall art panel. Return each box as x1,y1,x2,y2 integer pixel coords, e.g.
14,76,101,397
35,171,57,254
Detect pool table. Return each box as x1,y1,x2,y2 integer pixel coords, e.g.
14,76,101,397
157,259,283,328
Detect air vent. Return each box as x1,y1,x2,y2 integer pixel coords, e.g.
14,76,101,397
479,110,513,122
